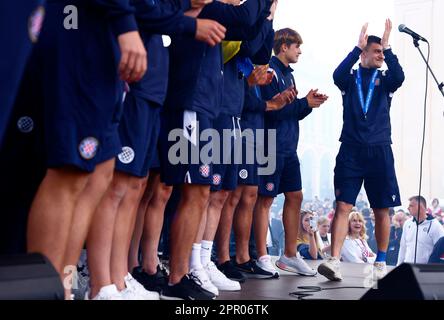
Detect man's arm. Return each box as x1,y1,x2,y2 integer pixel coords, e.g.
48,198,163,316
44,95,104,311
333,23,369,91
238,20,273,63
381,19,405,92
90,0,138,36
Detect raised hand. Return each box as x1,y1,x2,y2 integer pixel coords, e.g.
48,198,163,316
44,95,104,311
358,23,369,50
266,86,297,111
247,65,274,87
306,89,329,108
382,18,392,49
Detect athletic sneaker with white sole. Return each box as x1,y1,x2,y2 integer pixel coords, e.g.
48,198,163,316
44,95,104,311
275,254,317,276
373,261,387,281
160,274,216,300
124,273,159,300
317,257,343,281
204,261,241,291
190,268,219,296
256,255,279,278
85,284,122,300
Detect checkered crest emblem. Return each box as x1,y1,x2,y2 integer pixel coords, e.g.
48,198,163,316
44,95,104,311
118,146,135,164
17,116,34,133
78,137,99,160
239,169,248,180
199,165,210,178
266,183,275,192
213,174,221,186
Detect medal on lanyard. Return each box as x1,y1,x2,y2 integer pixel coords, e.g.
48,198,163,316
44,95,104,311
356,68,379,119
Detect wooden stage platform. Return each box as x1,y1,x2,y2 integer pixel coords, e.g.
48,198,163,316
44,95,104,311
218,259,394,300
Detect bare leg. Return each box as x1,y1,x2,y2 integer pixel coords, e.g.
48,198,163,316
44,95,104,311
253,195,274,258
62,159,115,297
87,172,130,298
140,173,173,274
282,191,303,257
169,184,210,284
128,175,153,272
330,201,354,258
111,175,146,291
27,167,89,274
373,208,390,253
233,186,257,264
215,186,243,264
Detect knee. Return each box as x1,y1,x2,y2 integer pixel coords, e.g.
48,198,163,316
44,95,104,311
211,190,230,209
285,191,303,205
46,167,88,195
243,190,258,207
257,196,274,211
107,179,129,203
157,184,173,204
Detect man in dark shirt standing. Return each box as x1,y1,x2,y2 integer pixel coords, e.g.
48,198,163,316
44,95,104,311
318,19,405,282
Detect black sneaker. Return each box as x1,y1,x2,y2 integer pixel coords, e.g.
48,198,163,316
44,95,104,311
160,274,216,300
217,260,247,283
132,265,168,293
234,260,276,279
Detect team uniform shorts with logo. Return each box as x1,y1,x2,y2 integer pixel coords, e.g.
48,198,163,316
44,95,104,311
334,143,401,208
211,114,241,192
258,153,302,198
115,93,161,177
160,109,213,186
0,1,45,146
31,2,124,172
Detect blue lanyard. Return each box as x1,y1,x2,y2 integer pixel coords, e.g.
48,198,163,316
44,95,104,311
254,86,261,99
355,68,378,117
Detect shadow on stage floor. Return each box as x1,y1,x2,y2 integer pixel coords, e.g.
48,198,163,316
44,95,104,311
218,258,394,300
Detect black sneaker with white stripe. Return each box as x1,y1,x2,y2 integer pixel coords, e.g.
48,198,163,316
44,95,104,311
217,260,247,283
234,260,275,279
160,274,216,300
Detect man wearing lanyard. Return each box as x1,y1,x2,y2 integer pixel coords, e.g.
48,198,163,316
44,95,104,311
318,19,405,282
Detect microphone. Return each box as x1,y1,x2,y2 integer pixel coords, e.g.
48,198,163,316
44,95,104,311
398,24,428,42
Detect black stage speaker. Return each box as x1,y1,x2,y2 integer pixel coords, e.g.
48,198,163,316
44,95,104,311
361,263,444,300
0,253,64,300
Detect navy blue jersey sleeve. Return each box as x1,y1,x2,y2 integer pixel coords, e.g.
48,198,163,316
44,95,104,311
382,49,405,93
243,83,267,113
132,0,196,37
248,26,274,65
333,46,362,91
238,20,272,61
178,0,191,11
199,0,266,28
90,0,138,36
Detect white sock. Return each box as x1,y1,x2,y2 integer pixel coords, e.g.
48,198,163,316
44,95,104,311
201,240,213,267
190,243,203,271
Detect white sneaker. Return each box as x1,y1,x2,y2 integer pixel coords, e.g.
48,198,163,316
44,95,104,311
275,254,317,276
256,255,279,278
373,261,387,281
318,257,343,281
124,273,160,300
204,262,241,291
85,284,123,300
190,268,219,296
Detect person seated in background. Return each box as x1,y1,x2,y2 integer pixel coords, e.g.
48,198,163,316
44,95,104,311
296,210,323,260
386,210,407,265
341,211,375,264
317,216,331,258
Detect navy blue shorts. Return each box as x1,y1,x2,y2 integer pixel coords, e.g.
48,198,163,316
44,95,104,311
160,110,213,186
258,153,302,197
334,143,401,208
35,3,123,172
115,94,161,177
211,114,241,191
0,1,45,147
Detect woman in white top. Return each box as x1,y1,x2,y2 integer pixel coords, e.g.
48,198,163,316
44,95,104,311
341,211,376,264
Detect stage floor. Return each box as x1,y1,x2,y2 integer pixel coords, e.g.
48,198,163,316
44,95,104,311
218,258,394,300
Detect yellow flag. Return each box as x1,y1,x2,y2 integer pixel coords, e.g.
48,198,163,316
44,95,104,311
222,41,242,64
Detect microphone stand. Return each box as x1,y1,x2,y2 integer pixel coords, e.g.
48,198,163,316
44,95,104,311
413,39,444,99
